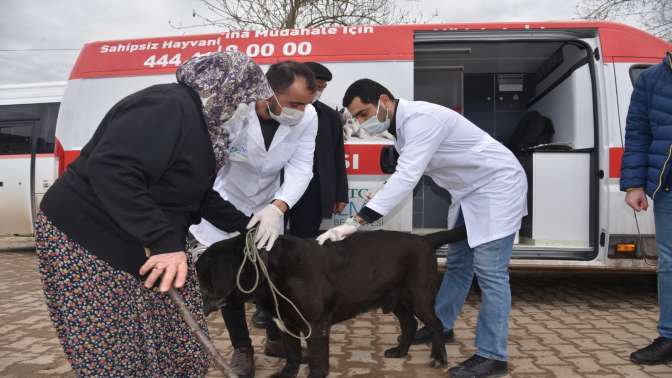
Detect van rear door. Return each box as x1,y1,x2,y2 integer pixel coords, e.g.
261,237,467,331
608,61,657,250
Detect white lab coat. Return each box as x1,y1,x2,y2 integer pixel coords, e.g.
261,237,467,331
190,104,318,246
366,99,528,248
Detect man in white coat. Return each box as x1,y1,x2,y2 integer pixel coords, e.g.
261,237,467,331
317,79,527,378
190,61,318,378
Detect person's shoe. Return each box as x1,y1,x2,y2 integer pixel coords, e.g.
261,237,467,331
399,325,455,345
230,346,254,378
630,337,672,365
252,308,271,329
448,354,508,378
264,338,308,363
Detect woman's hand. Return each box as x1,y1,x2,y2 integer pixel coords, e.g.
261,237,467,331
139,251,188,292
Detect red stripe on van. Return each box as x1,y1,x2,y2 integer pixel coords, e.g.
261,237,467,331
58,145,379,177
62,151,80,174
55,139,65,176
56,145,80,176
67,22,670,80
610,147,624,178
69,26,413,80
344,144,389,175
55,139,81,176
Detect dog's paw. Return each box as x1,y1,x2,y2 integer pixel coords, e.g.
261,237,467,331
384,346,408,358
429,348,448,367
429,357,447,368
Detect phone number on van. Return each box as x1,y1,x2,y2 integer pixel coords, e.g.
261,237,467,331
143,42,312,68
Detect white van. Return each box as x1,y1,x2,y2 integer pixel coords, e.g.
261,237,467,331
0,81,65,236
35,21,672,270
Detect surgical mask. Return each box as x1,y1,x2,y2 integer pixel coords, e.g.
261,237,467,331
268,94,304,126
358,100,390,135
313,90,322,103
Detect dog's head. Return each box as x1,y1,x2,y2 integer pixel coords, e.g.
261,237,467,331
196,234,259,315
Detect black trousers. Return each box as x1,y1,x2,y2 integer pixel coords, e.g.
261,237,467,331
222,299,281,349
287,176,323,238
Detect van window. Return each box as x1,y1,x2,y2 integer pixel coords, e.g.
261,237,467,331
0,123,33,154
0,103,59,155
629,65,652,85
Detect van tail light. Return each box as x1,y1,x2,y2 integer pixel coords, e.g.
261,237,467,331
615,243,636,254
609,235,657,259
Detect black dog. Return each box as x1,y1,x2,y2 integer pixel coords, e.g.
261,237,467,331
196,227,466,378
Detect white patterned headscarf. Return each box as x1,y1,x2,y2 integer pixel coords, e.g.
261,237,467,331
176,51,273,169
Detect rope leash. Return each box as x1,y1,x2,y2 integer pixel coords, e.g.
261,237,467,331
633,209,657,267
236,229,312,342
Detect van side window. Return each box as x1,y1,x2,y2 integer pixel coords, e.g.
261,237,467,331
0,123,33,154
629,65,652,85
0,103,59,155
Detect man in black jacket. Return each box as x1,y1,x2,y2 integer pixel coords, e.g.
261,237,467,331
286,61,349,238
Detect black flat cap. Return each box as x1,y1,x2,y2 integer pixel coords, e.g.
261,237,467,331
305,62,332,81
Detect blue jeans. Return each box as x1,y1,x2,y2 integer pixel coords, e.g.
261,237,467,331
655,189,672,339
435,216,514,361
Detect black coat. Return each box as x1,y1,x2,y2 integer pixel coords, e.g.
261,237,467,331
41,83,249,277
313,101,348,216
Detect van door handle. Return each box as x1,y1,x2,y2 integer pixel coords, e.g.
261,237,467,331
0,181,3,187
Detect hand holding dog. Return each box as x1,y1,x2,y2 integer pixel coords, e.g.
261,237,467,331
247,203,284,250
316,218,360,245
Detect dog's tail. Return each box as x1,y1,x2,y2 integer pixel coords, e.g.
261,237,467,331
421,225,467,248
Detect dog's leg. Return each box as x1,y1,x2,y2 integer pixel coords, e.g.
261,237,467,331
384,303,417,358
414,299,448,367
306,320,330,378
270,324,302,378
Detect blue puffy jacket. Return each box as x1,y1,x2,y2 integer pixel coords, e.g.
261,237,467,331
620,55,672,199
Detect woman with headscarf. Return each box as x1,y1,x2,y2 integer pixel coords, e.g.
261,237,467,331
35,51,273,377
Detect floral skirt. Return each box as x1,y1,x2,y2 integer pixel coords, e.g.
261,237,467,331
34,212,210,377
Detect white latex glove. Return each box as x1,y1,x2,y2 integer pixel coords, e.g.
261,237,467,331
316,217,361,245
247,204,284,250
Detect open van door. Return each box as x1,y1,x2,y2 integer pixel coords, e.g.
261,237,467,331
413,29,601,260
